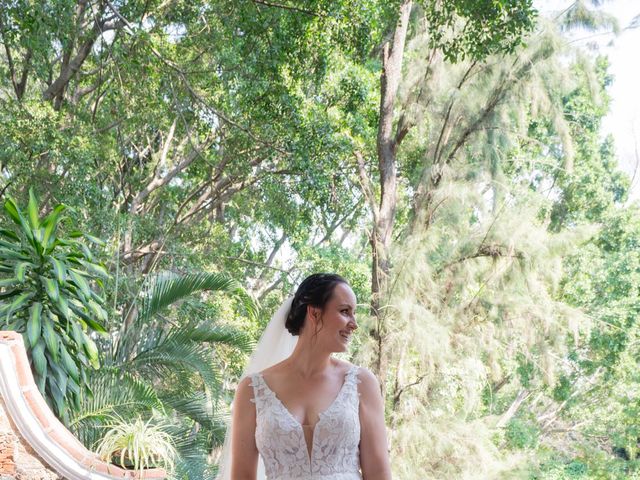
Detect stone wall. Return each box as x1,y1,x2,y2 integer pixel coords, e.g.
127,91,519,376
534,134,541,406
0,396,60,480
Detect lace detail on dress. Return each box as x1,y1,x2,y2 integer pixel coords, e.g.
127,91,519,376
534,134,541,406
250,365,362,480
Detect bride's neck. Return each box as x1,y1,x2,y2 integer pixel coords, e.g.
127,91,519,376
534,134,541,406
285,337,333,378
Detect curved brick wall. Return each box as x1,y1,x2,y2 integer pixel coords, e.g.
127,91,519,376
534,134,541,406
0,331,166,480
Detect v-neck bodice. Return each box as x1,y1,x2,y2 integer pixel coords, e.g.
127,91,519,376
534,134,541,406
249,365,363,480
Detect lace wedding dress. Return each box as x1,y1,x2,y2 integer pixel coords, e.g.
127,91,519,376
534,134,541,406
249,364,363,480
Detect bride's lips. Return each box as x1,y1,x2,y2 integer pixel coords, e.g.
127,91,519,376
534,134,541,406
339,331,351,342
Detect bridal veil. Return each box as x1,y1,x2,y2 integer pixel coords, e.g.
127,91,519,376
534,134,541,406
215,296,298,479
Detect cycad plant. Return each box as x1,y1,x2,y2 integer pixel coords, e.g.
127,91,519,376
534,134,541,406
0,189,109,423
72,271,256,479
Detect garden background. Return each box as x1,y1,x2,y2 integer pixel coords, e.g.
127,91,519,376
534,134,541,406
1,0,639,478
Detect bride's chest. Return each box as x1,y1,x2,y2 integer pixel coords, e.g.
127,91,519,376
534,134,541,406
265,379,348,426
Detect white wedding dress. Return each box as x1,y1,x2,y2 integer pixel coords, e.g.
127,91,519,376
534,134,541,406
249,364,363,480
215,297,363,480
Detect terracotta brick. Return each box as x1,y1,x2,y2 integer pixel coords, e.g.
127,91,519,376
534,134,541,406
0,331,18,342
22,389,51,431
11,344,34,389
0,432,16,475
85,458,128,478
49,424,88,452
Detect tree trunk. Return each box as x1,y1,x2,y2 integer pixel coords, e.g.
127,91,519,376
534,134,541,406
369,0,412,393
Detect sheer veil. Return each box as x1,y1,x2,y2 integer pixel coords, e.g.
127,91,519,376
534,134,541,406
215,296,298,479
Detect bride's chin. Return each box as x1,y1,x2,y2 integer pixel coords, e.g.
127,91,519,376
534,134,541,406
334,342,348,352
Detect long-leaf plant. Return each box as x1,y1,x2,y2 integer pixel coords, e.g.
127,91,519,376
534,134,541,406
0,188,109,423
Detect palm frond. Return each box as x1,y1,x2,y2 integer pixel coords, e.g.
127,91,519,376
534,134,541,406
166,424,220,480
165,324,254,353
160,391,216,429
138,272,257,325
70,368,163,447
128,340,221,394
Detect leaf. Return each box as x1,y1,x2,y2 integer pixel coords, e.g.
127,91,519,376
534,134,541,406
48,375,66,420
41,205,66,253
60,344,80,382
35,367,46,392
90,289,106,305
0,228,20,242
49,256,67,282
0,247,31,261
82,333,100,369
77,259,110,279
27,188,40,230
83,233,106,246
4,197,36,250
67,376,80,396
14,261,31,282
42,314,59,362
71,240,94,262
3,197,24,227
0,238,20,249
27,302,42,348
32,228,45,255
0,278,21,288
87,299,107,322
69,269,91,298
0,289,22,301
50,360,68,398
68,302,107,333
5,291,33,321
56,295,71,320
137,272,254,324
71,322,84,348
42,276,60,302
32,339,47,377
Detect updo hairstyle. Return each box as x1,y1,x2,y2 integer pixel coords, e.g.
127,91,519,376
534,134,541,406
285,273,347,336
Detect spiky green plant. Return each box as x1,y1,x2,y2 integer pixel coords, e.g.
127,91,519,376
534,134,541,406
0,188,109,423
96,414,177,476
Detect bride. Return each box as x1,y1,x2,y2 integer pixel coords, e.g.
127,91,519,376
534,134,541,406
217,273,392,479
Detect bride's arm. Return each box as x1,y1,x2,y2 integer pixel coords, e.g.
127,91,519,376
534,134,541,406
231,376,259,480
358,368,392,479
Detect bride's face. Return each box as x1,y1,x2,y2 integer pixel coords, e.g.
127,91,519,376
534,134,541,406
308,283,358,353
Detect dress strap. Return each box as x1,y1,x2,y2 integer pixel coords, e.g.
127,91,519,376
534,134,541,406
248,372,279,412
344,365,362,398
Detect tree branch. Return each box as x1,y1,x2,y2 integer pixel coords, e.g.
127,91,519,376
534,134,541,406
251,0,325,17
354,151,379,224
43,3,110,103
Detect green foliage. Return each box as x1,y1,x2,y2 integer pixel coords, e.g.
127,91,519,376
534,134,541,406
0,189,108,423
95,414,177,474
72,271,254,478
506,418,540,450
0,0,636,477
422,0,537,62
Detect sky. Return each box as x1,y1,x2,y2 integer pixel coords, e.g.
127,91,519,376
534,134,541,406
538,1,640,201
597,1,640,201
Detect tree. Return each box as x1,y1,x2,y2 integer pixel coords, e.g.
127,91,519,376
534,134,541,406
358,0,537,391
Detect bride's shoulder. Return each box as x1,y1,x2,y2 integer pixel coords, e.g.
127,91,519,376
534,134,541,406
346,364,381,397
334,360,376,381
258,359,288,377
